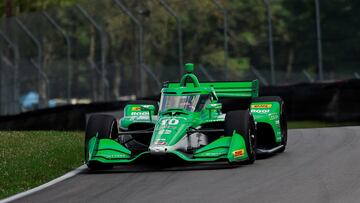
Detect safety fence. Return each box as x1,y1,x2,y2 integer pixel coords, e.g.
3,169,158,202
0,0,359,116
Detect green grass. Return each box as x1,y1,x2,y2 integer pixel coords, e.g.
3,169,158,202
288,121,360,129
0,131,83,200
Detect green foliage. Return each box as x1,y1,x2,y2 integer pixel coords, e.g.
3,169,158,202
1,0,359,98
201,50,250,72
0,0,79,16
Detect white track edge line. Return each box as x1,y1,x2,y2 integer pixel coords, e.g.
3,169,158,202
0,164,87,203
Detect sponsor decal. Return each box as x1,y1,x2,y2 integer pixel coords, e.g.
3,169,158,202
131,111,149,116
106,154,127,159
251,104,272,108
161,118,179,126
269,114,279,120
154,141,167,145
275,120,280,128
233,149,245,158
131,106,141,111
164,129,172,134
251,109,270,114
158,129,172,135
201,152,223,156
154,138,167,145
198,149,228,157
129,116,149,121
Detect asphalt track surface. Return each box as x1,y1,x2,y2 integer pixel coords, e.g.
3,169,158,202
14,126,360,203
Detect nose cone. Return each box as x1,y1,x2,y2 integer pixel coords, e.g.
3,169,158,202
149,145,168,155
149,117,189,154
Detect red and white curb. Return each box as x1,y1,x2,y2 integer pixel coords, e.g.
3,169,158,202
0,165,87,203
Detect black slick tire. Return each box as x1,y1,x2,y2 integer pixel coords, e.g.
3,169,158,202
85,114,118,170
225,110,256,165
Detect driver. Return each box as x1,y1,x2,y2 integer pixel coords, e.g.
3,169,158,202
180,96,195,111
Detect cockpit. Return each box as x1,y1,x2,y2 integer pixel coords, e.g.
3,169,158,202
159,94,211,112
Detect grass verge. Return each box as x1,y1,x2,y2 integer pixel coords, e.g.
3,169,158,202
0,131,83,199
288,120,360,129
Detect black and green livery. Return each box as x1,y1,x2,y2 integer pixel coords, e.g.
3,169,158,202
85,63,287,169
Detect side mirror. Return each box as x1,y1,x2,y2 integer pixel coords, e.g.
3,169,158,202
140,105,156,121
140,105,155,112
205,103,222,119
205,103,222,110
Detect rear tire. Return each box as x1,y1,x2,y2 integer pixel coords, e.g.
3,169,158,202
278,101,287,152
225,110,256,165
85,114,118,170
252,96,287,152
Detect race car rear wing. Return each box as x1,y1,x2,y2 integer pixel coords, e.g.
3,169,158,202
166,80,259,98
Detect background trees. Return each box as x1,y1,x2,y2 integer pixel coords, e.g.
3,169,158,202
0,0,359,101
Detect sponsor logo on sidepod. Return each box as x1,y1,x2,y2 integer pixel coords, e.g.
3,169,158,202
233,149,245,158
131,106,141,111
131,112,149,116
251,109,270,114
251,104,272,108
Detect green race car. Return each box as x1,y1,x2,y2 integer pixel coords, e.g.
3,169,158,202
85,63,287,169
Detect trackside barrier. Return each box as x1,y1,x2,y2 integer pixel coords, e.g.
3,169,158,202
261,79,360,121
0,79,359,130
0,100,131,130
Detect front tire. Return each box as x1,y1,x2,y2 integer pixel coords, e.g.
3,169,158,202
85,114,118,170
225,110,256,165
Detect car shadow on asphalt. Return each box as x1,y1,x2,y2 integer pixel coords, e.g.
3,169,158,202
83,162,242,174
82,151,281,174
